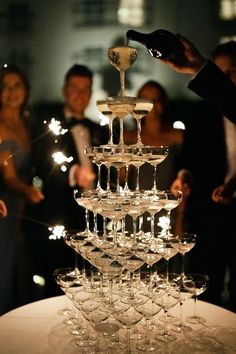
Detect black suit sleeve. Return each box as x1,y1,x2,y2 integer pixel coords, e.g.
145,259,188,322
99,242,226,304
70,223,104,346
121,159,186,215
187,60,236,124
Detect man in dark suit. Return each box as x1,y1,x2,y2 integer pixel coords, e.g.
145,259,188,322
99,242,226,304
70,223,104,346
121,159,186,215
27,64,108,298
160,34,236,124
171,41,236,312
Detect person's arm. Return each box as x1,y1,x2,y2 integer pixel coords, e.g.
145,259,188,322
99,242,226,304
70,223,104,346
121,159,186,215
161,34,236,123
212,175,236,204
187,60,236,124
0,151,44,203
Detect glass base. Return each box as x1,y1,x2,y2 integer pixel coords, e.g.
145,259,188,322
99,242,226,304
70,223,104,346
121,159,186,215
156,330,176,343
121,294,146,305
136,340,158,352
186,315,206,324
171,321,192,334
159,313,178,323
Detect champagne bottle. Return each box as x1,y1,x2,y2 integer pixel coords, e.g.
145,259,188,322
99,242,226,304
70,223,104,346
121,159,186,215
126,29,184,63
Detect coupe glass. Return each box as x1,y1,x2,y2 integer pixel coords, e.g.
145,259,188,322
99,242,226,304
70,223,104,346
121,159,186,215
134,282,162,352
96,99,116,147
108,46,137,96
114,306,143,354
132,98,153,147
160,190,183,235
170,233,196,277
183,273,209,324
147,146,169,191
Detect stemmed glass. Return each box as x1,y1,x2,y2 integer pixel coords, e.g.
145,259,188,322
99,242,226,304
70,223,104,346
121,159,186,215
155,280,180,343
145,190,166,238
160,190,183,235
132,98,153,147
129,147,150,191
170,233,197,278
171,281,193,334
183,273,209,324
147,146,169,191
134,286,162,352
85,146,103,192
121,254,145,304
53,267,81,324
96,99,116,147
114,306,143,354
108,46,137,97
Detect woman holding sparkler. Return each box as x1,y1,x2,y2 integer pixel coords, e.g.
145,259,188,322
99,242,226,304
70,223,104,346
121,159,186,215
0,65,44,315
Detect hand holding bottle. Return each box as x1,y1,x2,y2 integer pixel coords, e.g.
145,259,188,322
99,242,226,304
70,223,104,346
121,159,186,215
159,34,207,76
126,29,207,76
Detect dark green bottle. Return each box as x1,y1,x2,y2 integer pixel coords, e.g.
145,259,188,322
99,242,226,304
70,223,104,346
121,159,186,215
126,29,184,63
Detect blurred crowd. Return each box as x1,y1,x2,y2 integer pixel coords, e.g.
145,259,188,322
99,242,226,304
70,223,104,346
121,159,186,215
0,34,235,316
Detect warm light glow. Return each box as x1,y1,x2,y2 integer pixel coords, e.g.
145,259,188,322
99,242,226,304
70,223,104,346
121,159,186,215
33,275,45,286
52,151,73,164
157,216,170,236
48,225,66,240
118,0,144,27
219,0,236,20
99,113,110,126
173,120,185,130
46,118,68,136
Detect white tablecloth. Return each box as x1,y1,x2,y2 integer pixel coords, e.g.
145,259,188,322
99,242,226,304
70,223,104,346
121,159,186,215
0,295,235,354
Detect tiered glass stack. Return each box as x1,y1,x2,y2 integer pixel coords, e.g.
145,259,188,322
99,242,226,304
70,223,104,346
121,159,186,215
55,45,207,353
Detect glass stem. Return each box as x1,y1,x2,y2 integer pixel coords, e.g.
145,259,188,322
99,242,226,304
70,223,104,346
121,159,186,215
116,168,120,193
150,213,155,238
93,213,97,236
130,272,134,300
96,164,101,190
103,217,107,238
124,164,129,191
108,117,114,146
120,70,125,97
133,217,137,240
85,209,90,234
106,165,111,192
136,166,140,191
74,252,80,277
181,254,185,278
166,259,169,283
152,165,157,190
136,118,142,146
119,118,124,145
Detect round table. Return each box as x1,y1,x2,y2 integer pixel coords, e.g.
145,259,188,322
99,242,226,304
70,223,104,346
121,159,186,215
0,295,235,353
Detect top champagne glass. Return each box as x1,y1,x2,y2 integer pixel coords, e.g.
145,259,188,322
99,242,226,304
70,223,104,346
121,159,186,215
108,46,137,96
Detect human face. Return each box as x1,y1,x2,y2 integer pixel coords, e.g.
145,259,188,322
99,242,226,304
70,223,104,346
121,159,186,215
214,54,236,86
138,85,164,118
0,73,27,110
63,76,92,117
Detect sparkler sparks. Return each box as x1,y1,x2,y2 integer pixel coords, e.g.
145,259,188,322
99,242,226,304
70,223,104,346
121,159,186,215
48,225,66,240
46,118,68,136
52,151,73,164
52,151,73,172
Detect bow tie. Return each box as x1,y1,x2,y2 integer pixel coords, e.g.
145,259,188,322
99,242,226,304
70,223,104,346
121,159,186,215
67,117,89,129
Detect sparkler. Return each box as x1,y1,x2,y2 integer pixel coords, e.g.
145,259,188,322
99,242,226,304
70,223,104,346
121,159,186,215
0,118,69,165
52,151,73,172
45,118,68,136
48,225,66,240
